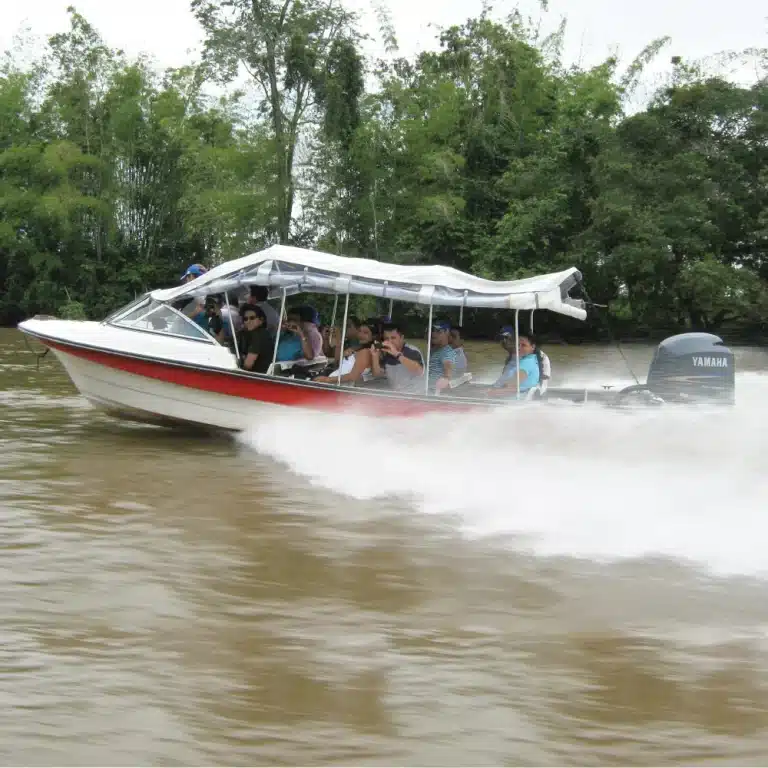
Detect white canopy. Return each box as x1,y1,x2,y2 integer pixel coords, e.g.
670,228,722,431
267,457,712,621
151,244,587,320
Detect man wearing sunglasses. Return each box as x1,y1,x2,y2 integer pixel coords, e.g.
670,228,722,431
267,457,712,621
237,305,272,373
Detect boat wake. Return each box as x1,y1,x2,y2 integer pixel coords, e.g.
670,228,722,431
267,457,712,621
239,372,768,578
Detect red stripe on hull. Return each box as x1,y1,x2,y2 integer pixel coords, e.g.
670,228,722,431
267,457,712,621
42,337,482,416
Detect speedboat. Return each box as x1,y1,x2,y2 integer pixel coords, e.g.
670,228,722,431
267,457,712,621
17,245,735,430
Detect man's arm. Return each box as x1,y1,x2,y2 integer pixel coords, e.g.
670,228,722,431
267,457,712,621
435,357,454,391
399,348,424,375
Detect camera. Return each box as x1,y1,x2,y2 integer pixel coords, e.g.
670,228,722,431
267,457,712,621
373,340,383,350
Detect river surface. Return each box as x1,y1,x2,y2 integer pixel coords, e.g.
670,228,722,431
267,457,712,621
2,327,768,766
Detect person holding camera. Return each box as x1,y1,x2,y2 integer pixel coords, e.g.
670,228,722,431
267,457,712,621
370,322,425,394
204,297,224,342
324,316,361,362
275,307,323,362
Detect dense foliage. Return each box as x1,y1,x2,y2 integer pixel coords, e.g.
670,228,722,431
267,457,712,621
1,4,766,340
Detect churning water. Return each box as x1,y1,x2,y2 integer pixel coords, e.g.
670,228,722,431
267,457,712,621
240,371,768,578
4,329,768,765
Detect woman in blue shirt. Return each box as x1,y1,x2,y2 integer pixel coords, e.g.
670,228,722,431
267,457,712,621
488,328,540,396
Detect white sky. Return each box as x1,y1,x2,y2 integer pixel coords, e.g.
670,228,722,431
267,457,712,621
1,0,766,99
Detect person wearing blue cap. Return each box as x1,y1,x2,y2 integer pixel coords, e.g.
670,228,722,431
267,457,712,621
428,320,457,393
489,327,540,395
181,263,208,282
179,263,209,328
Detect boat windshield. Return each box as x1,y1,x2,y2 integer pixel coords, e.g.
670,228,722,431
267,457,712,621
108,299,213,343
103,293,152,324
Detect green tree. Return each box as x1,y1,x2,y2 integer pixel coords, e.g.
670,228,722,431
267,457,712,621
192,0,359,242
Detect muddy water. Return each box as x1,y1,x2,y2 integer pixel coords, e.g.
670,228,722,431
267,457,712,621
2,328,768,766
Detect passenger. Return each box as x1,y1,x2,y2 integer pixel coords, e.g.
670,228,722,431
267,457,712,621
370,322,425,394
205,296,227,343
275,307,323,362
428,320,456,393
314,320,376,385
219,292,243,337
487,328,540,396
449,325,468,371
327,316,361,361
181,263,207,284
296,305,324,359
275,310,306,362
179,263,208,328
245,286,280,335
237,305,272,373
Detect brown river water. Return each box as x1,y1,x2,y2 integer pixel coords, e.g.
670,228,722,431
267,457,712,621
2,327,768,766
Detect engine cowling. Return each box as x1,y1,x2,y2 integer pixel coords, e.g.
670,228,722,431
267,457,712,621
646,332,735,404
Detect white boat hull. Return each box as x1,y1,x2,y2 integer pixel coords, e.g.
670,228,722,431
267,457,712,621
54,347,282,431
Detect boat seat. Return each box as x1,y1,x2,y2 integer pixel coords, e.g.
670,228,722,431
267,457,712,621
435,372,473,395
266,356,328,377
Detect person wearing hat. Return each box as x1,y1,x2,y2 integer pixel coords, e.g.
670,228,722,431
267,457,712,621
428,320,457,393
181,263,207,283
179,263,208,329
488,327,540,395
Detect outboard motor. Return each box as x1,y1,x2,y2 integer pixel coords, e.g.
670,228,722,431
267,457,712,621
646,332,735,404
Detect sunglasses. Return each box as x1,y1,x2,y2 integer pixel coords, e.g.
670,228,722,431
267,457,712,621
243,315,258,322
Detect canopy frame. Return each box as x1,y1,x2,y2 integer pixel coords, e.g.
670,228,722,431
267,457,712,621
153,245,587,321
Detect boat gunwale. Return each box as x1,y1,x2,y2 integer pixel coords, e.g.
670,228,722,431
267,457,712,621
18,323,502,409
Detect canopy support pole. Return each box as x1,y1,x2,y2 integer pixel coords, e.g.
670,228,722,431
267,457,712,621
459,290,467,326
515,309,520,399
337,291,350,386
330,294,339,328
225,292,240,363
270,288,287,375
529,309,535,334
424,303,434,396
329,293,339,360
388,298,394,319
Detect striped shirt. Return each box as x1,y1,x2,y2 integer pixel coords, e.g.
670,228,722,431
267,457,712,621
428,345,457,391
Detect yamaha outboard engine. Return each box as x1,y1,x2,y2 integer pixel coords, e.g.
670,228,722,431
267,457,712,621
646,332,735,404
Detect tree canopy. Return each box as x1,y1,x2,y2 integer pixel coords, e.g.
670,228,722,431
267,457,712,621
1,3,766,340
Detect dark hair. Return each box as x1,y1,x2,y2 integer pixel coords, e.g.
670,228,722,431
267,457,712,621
507,332,543,377
355,320,377,348
240,304,266,323
450,325,462,335
380,321,405,336
296,305,318,324
249,285,269,301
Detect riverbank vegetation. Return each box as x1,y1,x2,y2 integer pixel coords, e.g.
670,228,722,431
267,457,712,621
1,3,766,340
